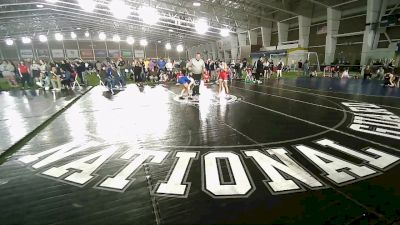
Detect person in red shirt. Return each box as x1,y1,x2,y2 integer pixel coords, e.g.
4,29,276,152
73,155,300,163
18,60,31,89
218,62,230,98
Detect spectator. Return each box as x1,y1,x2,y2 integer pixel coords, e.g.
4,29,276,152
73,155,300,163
341,68,350,79
18,60,31,89
303,60,310,77
2,60,18,87
364,65,372,80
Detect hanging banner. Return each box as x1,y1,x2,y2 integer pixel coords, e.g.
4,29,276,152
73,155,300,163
121,50,133,58
66,49,79,59
80,49,94,58
108,50,120,58
95,50,108,58
52,49,64,58
20,49,33,59
134,49,144,58
37,49,49,58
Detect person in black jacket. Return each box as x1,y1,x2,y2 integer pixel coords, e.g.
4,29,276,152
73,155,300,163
254,57,264,84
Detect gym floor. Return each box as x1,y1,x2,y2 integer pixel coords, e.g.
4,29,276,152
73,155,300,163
0,78,399,225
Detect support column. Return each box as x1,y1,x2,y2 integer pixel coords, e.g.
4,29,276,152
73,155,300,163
360,0,388,65
238,32,247,46
277,22,289,46
261,22,272,47
230,34,239,60
324,8,341,65
298,16,311,48
211,42,217,60
248,30,258,46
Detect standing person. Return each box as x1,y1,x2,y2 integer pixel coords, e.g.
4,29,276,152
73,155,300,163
96,60,102,74
209,60,216,82
133,61,143,84
30,60,41,85
263,59,270,79
276,59,284,79
166,59,173,81
39,60,50,90
303,59,310,77
18,61,31,89
117,58,126,80
297,59,303,72
254,57,263,84
187,53,206,96
218,62,230,98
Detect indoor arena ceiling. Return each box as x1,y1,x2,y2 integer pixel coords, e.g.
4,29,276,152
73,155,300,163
0,0,380,47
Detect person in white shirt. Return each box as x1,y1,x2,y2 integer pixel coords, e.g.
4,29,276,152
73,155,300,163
165,59,173,81
341,68,350,79
187,53,206,96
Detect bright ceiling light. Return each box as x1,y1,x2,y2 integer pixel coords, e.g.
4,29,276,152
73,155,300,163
78,0,96,12
85,31,90,37
140,39,148,46
165,43,171,50
168,29,173,32
138,6,160,25
109,0,131,20
71,32,77,39
99,32,106,40
112,34,120,42
220,28,230,37
195,19,209,35
193,2,201,6
55,33,63,41
39,35,48,42
22,37,31,44
36,4,44,8
126,36,134,45
76,27,81,30
176,44,184,52
5,39,14,46
46,0,58,3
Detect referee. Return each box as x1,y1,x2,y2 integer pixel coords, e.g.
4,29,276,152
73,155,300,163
187,53,206,96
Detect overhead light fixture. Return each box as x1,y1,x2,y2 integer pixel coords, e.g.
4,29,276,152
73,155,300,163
99,32,106,40
140,39,148,46
36,4,44,8
76,27,82,30
112,34,120,42
46,0,58,3
126,36,134,45
220,28,230,37
193,2,201,6
78,0,96,12
85,31,90,37
195,19,209,35
165,43,171,50
22,37,31,44
138,6,160,25
5,39,14,46
168,29,173,32
55,33,63,41
176,44,184,52
71,32,77,39
109,0,131,20
39,35,48,42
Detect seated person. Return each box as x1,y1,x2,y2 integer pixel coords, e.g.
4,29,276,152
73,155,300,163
60,68,73,88
341,68,350,79
50,66,62,91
